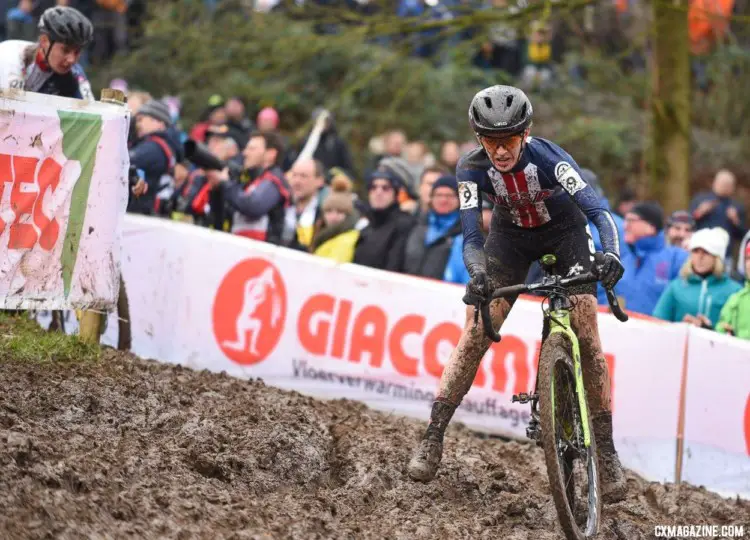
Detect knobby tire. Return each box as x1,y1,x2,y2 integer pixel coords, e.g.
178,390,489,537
538,333,602,540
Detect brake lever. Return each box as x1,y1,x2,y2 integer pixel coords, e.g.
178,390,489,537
480,301,501,343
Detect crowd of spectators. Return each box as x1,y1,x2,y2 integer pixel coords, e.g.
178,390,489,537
2,0,748,341
119,86,750,341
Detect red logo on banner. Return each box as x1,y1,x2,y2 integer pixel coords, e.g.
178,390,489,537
212,258,287,365
744,393,750,456
0,154,62,250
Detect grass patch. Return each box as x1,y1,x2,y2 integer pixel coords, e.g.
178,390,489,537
0,312,100,364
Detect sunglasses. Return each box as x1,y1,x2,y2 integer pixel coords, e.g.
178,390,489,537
479,133,525,151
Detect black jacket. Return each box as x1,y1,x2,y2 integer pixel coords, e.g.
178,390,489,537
353,204,415,272
127,129,181,215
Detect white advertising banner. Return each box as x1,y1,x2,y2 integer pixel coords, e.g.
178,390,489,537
681,328,750,499
0,90,130,310
36,215,693,485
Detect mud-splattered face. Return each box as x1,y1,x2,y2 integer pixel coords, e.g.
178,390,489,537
478,128,529,172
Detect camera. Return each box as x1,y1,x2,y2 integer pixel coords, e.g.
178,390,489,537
183,140,243,177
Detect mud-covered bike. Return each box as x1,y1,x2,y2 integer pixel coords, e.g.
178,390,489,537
478,252,628,540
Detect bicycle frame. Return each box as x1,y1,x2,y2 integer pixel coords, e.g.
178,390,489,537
545,297,592,449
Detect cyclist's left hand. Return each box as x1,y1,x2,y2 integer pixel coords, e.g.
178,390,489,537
597,252,624,289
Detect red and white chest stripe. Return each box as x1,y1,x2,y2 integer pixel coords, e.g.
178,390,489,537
488,164,552,227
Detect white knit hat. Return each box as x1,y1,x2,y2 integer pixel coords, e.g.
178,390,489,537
688,227,730,258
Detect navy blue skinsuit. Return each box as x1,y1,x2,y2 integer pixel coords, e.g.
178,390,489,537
456,137,620,294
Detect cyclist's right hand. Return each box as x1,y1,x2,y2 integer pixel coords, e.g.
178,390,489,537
463,270,489,306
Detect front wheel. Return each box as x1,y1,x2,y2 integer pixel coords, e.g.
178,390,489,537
538,333,601,540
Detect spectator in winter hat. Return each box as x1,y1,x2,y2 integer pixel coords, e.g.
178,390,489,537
378,155,419,206
717,239,750,340
311,175,362,264
256,107,280,132
352,169,416,272
666,210,696,249
617,201,689,315
653,227,741,328
408,165,449,217
128,100,182,215
404,175,470,285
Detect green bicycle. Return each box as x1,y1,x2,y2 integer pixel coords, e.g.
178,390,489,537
478,252,628,540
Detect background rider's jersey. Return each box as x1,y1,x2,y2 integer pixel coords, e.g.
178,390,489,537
0,40,93,101
457,136,621,257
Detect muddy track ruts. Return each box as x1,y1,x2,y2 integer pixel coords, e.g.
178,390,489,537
0,349,748,539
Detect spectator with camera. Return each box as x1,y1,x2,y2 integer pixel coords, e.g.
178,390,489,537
177,125,240,228
206,131,291,244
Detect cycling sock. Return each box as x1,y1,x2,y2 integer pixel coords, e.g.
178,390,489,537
424,398,457,442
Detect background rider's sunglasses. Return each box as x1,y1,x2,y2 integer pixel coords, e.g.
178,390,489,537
480,133,524,151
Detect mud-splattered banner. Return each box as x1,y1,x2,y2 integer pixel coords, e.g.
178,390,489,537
0,90,130,310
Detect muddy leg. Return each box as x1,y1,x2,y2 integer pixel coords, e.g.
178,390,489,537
570,294,626,503
408,297,513,482
569,295,610,415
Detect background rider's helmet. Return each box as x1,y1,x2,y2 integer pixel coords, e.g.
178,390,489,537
38,7,94,49
468,85,533,137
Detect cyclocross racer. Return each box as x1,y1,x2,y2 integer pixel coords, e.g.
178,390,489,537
0,6,94,100
407,85,628,503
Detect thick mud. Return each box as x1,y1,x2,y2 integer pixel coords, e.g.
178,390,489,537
1,348,748,539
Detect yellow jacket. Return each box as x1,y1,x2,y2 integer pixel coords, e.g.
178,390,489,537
314,229,360,264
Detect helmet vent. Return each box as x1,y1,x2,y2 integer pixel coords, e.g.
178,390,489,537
472,105,480,121
506,95,514,107
483,96,492,109
520,103,527,117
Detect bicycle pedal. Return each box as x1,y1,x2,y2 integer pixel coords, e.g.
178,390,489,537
511,392,538,404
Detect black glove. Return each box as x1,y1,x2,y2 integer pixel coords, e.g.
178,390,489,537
596,252,624,289
463,270,489,306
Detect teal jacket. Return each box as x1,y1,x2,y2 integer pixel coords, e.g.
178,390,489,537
653,269,742,327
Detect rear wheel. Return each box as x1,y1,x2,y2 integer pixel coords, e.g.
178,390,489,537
538,333,601,540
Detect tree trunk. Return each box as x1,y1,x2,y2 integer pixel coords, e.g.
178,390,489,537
650,0,691,212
